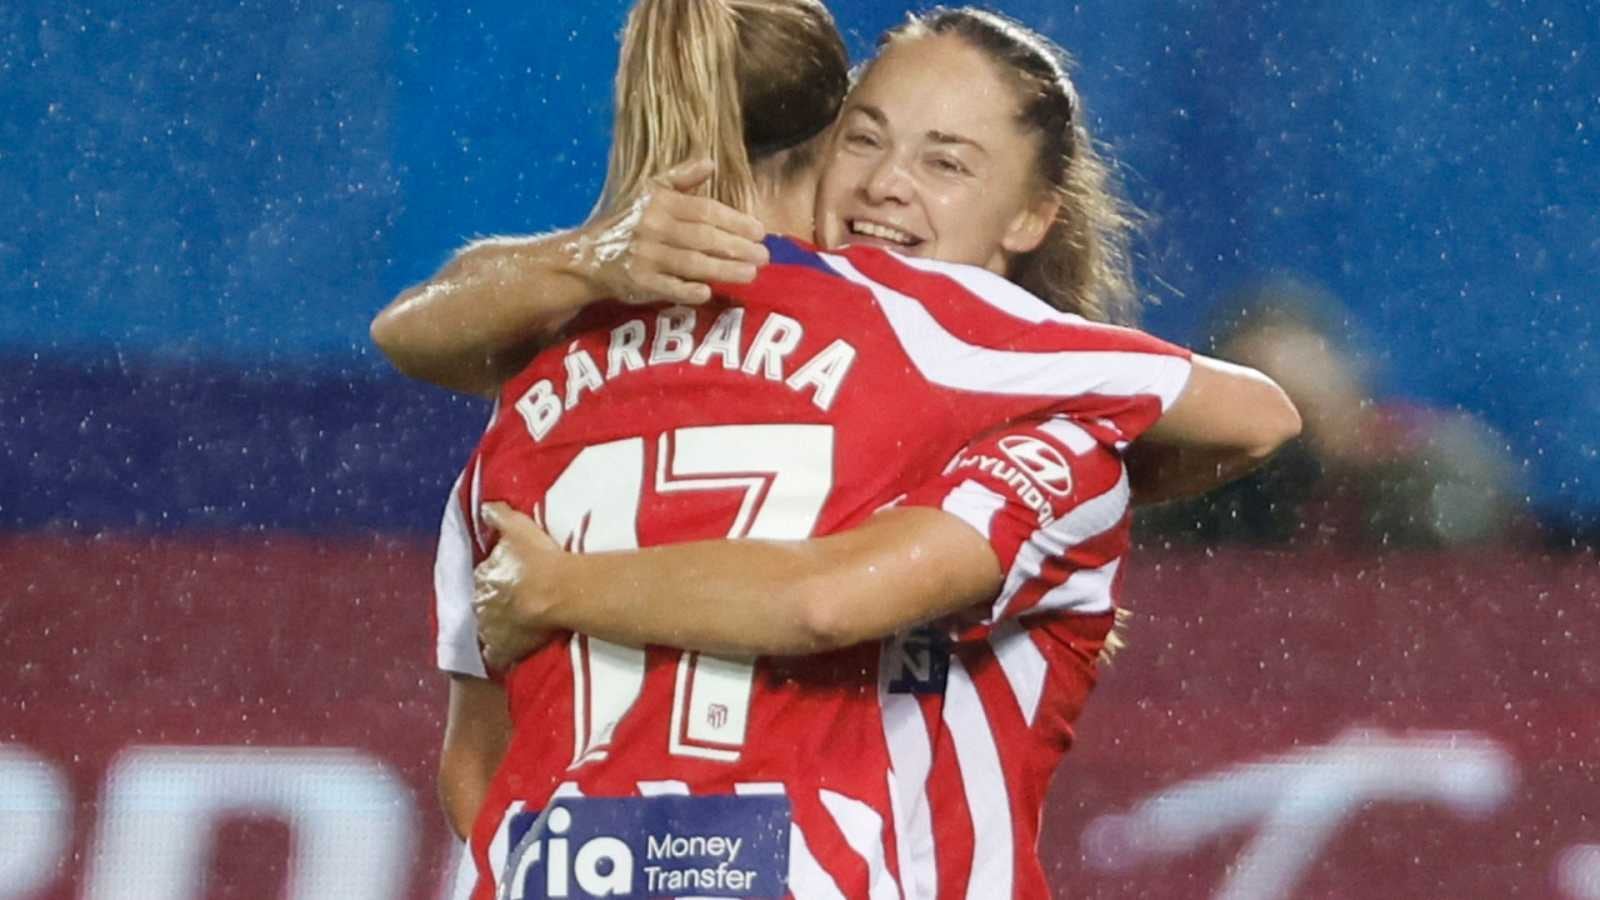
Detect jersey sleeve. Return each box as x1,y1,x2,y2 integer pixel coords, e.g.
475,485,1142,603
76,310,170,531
434,458,489,679
899,416,1131,637
820,246,1193,447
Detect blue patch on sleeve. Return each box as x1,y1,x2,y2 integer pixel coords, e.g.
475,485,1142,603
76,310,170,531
504,793,791,899
763,235,834,275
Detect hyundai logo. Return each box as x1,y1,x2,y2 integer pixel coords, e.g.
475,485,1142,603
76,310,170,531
998,435,1074,496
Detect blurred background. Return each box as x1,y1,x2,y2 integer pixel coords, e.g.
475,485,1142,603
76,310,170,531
3,1,1597,897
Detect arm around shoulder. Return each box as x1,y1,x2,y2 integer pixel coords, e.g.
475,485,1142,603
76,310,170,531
1129,354,1301,503
371,161,771,396
370,230,600,397
1148,354,1302,458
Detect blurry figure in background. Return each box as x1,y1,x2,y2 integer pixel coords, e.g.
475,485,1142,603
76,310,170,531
1139,275,1521,547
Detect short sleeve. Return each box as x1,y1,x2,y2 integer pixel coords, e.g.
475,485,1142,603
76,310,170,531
434,463,488,678
900,416,1132,634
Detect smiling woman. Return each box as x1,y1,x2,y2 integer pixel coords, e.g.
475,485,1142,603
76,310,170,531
817,9,1137,324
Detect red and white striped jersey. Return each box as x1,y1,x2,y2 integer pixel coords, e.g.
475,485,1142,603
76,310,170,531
431,237,1187,899
887,418,1130,899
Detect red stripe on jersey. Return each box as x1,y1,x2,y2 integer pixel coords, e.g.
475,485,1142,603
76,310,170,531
926,613,1113,899
998,514,1132,623
921,724,976,896
791,789,873,898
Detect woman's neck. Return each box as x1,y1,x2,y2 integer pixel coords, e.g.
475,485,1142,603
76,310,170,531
753,170,820,241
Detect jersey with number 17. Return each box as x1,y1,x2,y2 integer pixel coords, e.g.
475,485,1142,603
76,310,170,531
435,237,1191,899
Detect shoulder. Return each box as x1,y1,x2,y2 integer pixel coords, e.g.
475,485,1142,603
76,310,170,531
953,418,1128,523
819,246,1192,361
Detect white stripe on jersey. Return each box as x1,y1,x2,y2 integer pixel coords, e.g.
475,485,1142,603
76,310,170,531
434,472,487,678
636,780,690,796
486,799,527,897
884,253,1078,325
1034,557,1122,616
469,453,487,555
992,467,1131,622
1039,416,1098,453
880,670,938,900
939,480,1008,544
734,783,847,900
943,656,1013,900
819,253,1191,410
443,840,477,900
988,620,1049,727
819,789,902,900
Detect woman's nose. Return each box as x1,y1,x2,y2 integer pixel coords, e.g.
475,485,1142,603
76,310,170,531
861,155,913,205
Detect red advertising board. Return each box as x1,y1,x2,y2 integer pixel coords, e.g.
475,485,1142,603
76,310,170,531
5,534,1597,898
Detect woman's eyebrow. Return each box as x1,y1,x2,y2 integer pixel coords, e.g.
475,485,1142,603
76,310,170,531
851,103,989,157
927,130,988,157
847,103,889,126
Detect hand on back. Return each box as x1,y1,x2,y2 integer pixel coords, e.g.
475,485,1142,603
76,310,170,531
473,502,561,672
573,158,770,307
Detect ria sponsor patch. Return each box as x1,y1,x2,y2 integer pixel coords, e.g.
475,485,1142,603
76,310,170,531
502,794,790,899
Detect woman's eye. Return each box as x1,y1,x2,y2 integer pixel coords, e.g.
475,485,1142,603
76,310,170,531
928,156,968,175
844,131,880,148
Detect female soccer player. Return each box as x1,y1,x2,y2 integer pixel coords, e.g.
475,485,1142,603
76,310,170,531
373,2,1298,896
466,11,1268,896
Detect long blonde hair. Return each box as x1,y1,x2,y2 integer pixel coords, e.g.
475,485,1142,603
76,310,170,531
598,0,848,217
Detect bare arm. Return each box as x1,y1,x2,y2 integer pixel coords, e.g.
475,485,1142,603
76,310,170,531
474,503,1002,661
370,159,769,396
371,234,602,396
1130,354,1302,503
438,674,511,840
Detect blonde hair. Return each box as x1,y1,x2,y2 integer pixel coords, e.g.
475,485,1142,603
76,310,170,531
882,8,1142,326
599,0,848,217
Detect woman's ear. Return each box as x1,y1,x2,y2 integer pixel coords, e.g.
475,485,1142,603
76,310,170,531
1000,194,1060,255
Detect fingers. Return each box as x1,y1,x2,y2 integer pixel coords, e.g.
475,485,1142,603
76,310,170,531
525,522,560,553
481,501,548,544
667,193,767,247
480,628,552,675
481,644,515,675
480,501,509,533
598,164,768,306
472,569,517,670
625,273,712,306
663,222,769,267
657,157,717,194
649,245,761,286
618,226,761,305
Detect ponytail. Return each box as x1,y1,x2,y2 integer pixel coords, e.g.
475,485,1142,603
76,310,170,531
599,0,759,216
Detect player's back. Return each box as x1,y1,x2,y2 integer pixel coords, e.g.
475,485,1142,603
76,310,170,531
466,238,964,899
451,236,1193,899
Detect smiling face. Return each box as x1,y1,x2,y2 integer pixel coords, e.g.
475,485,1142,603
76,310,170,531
814,33,1056,273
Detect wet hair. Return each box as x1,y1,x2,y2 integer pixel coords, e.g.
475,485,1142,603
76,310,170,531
599,0,849,215
881,7,1141,325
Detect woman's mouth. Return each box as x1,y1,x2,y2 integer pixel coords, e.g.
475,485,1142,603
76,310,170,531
847,219,925,250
